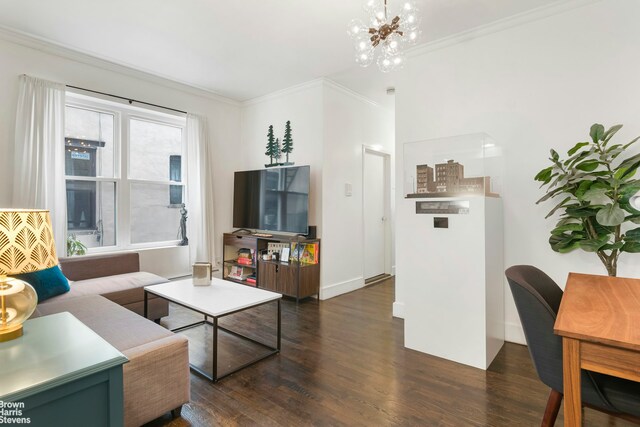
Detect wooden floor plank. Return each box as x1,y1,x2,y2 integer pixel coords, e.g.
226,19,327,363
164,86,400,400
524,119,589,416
144,278,635,426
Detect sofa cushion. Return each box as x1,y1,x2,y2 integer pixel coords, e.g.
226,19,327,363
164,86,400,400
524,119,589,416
59,253,140,281
15,265,70,302
36,295,175,352
39,271,169,306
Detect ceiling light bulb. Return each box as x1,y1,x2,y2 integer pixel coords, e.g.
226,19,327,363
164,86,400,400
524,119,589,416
389,40,398,49
376,11,385,20
404,2,412,10
409,31,417,40
393,57,402,65
407,15,415,24
347,19,365,37
383,59,391,66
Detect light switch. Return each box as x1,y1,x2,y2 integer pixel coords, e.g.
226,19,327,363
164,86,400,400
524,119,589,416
345,183,353,197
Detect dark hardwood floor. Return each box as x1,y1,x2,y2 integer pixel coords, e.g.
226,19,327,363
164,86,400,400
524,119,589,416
145,278,633,426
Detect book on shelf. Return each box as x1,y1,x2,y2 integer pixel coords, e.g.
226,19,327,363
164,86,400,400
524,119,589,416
291,242,319,264
228,265,251,280
237,257,253,266
237,248,255,264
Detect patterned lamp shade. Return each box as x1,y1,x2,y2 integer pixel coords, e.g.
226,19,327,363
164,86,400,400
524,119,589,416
0,209,58,275
0,209,56,342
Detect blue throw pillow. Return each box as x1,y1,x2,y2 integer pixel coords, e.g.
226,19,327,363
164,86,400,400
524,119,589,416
15,265,70,302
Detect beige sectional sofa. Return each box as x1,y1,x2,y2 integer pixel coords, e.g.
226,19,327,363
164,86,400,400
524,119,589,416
47,252,170,321
31,253,190,427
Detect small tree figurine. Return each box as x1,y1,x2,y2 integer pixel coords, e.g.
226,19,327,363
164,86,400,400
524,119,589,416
281,120,294,165
274,138,282,165
265,125,277,167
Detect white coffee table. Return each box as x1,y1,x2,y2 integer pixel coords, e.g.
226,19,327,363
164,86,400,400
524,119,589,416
144,278,282,382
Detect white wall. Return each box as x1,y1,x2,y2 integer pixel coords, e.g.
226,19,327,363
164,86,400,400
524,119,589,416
394,0,640,343
0,35,242,278
321,82,395,298
240,82,324,231
240,80,395,298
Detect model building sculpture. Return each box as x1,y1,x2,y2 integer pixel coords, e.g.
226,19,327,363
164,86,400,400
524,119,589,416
407,160,497,197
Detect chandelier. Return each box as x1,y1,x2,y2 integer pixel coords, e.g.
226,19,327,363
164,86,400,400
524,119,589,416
347,0,421,73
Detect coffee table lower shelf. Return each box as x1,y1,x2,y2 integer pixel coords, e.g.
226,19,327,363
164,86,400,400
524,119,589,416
144,290,281,383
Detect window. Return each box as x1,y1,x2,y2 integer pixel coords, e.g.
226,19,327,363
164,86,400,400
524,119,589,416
64,95,186,252
169,155,183,206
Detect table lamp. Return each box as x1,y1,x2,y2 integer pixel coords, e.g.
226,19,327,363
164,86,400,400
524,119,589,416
0,209,58,342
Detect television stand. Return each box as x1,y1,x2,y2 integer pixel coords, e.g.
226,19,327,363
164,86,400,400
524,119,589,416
222,232,320,302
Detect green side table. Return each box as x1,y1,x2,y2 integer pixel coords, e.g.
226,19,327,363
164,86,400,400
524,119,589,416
0,312,128,427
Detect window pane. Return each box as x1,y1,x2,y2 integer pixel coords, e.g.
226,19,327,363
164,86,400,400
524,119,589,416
129,119,182,181
130,182,182,244
169,185,183,205
66,180,116,250
169,155,183,205
65,106,115,178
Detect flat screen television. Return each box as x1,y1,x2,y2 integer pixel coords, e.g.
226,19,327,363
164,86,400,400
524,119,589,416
233,165,310,234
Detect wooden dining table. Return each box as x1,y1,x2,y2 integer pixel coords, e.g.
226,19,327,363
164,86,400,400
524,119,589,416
554,272,640,426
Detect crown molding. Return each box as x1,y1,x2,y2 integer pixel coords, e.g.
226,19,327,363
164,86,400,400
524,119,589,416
407,0,603,58
322,78,387,110
0,25,241,107
241,79,325,107
242,78,385,110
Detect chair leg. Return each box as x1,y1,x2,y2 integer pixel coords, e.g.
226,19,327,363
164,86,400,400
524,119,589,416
171,405,183,418
542,389,563,427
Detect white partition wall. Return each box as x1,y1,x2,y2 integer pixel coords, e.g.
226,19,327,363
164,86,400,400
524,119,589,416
398,134,504,370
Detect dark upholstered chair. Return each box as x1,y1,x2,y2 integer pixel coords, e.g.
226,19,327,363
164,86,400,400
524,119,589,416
506,265,640,426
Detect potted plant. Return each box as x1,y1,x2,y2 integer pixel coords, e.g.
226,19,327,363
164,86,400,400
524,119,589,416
66,234,87,257
535,123,640,276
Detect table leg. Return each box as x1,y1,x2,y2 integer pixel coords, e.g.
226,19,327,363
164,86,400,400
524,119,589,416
563,337,582,426
143,290,148,319
277,299,281,351
213,316,218,382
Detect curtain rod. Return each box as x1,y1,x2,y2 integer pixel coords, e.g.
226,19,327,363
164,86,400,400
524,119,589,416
65,84,188,115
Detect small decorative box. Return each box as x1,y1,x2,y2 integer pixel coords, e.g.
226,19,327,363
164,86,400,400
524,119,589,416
192,262,212,286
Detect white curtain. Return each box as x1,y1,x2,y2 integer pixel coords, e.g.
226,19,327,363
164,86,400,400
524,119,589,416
13,75,67,257
186,114,216,266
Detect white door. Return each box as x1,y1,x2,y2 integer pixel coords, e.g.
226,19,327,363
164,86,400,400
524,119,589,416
364,151,386,279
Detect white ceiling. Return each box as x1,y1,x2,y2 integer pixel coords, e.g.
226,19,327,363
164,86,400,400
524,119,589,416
0,0,562,102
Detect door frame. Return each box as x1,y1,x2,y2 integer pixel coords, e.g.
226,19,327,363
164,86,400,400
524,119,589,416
362,145,392,279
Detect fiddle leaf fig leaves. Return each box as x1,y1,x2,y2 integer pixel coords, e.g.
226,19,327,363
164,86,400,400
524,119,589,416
590,123,605,143
535,123,640,276
596,203,625,226
567,142,590,156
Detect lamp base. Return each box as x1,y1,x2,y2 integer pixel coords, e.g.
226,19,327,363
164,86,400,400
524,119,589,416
0,324,23,342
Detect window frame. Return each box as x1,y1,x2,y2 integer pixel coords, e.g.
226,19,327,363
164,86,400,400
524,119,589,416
65,92,187,253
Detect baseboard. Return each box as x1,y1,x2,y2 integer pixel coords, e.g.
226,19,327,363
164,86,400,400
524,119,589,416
392,301,404,318
505,321,526,345
320,276,364,300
